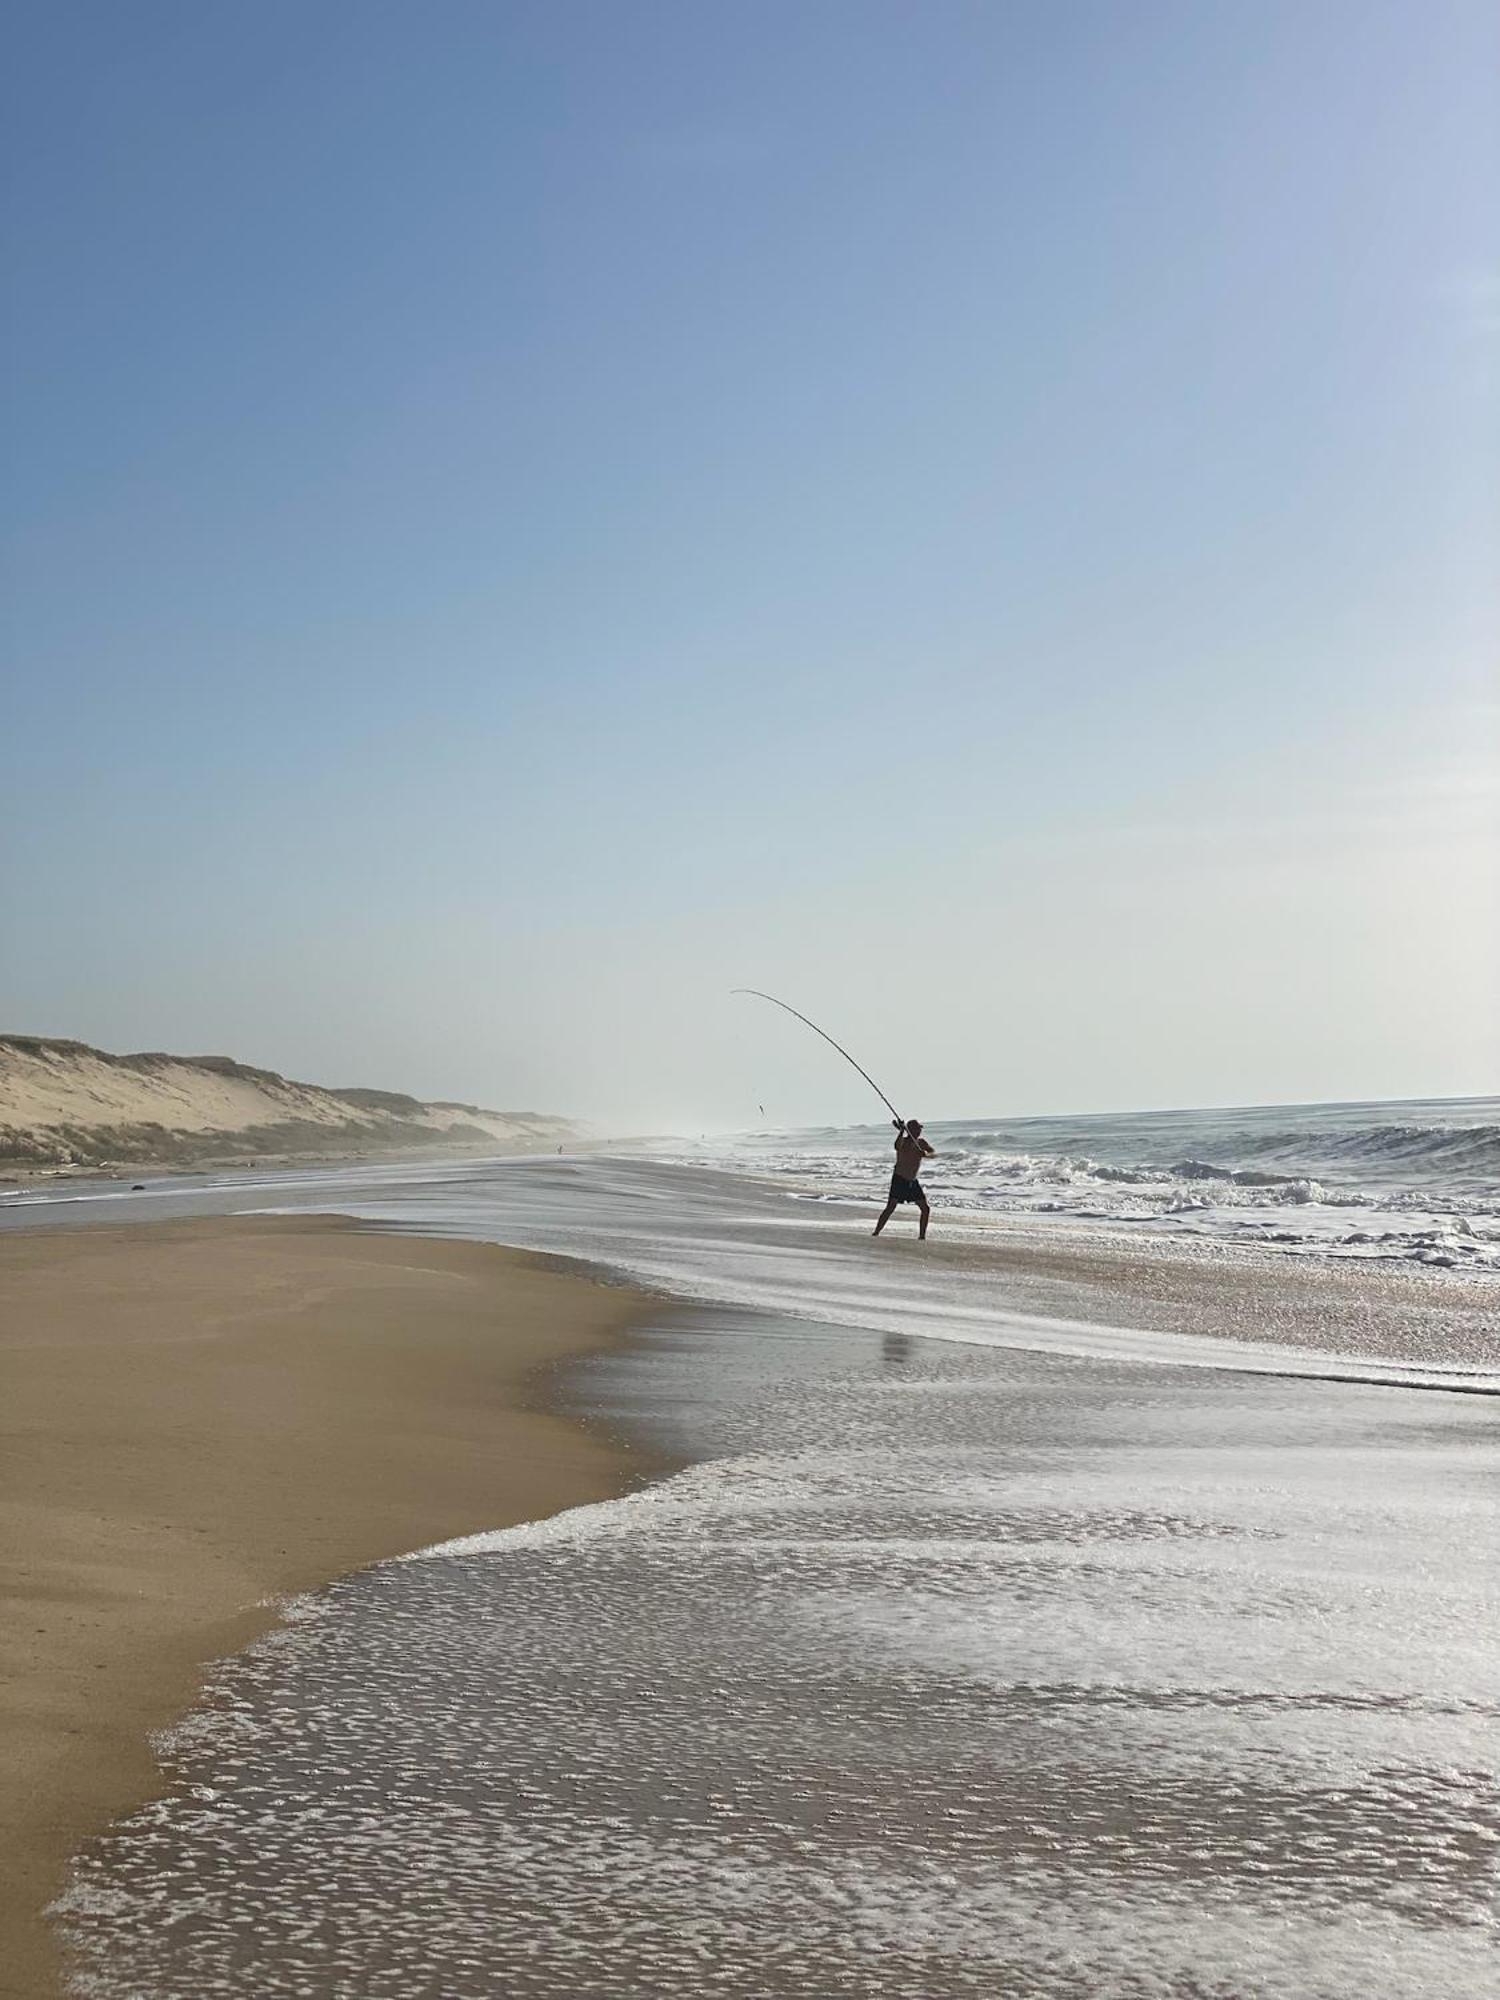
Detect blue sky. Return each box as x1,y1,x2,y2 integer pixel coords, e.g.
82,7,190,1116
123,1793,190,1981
4,1,1496,1127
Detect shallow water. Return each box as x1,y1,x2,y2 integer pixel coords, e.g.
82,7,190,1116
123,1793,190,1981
301,1156,1500,1388
12,1151,1497,1385
19,1155,1498,1994
56,1292,1500,1998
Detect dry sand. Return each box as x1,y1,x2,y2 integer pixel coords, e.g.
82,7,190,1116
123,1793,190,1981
0,1216,660,2000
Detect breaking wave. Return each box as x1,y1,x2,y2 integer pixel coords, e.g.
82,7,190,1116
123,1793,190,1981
690,1097,1500,1273
935,1120,1500,1184
1194,1123,1500,1174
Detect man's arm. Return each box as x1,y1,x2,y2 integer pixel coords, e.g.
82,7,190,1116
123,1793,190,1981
920,1138,936,1157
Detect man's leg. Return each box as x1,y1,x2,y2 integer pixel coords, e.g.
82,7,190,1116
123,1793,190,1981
917,1197,930,1241
873,1201,897,1236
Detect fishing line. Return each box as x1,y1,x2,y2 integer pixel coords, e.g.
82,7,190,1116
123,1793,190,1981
732,989,903,1125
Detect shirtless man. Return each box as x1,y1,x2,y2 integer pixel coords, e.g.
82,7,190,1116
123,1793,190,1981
873,1118,935,1240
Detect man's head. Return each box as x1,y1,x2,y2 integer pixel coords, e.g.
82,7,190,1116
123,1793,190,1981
906,1119,922,1136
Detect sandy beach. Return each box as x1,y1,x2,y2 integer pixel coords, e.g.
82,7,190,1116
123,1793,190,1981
8,0,1492,1986
6,1157,1496,1997
0,1215,658,2000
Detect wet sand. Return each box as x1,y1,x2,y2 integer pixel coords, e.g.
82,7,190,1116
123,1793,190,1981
54,1304,1500,1999
0,1215,660,2000
7,1160,1498,1997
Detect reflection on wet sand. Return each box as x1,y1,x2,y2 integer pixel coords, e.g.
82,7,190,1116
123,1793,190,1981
881,1329,914,1371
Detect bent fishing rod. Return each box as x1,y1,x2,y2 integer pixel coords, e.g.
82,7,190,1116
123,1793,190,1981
732,989,907,1127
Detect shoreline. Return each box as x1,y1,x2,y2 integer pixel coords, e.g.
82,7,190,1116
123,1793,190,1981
47,1242,1500,1999
0,1140,573,1196
0,1214,667,2000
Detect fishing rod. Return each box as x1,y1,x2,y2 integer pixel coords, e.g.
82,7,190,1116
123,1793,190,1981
732,989,905,1126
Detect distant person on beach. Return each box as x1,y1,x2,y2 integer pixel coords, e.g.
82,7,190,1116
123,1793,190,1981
873,1118,935,1240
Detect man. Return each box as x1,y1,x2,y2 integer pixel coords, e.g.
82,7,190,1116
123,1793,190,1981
873,1117,935,1240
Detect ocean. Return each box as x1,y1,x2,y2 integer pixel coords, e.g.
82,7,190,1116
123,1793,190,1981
659,1093,1500,1271
11,1098,1498,1997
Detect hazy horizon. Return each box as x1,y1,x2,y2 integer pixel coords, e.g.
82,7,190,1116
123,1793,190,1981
3,1019,1492,1142
5,2,1496,1131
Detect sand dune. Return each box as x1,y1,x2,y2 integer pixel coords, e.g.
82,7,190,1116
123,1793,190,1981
0,1035,575,1172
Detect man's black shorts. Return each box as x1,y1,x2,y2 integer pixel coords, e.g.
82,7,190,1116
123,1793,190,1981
888,1172,927,1206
